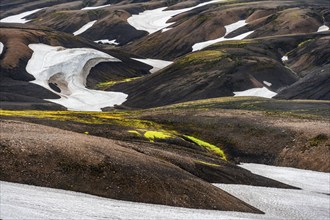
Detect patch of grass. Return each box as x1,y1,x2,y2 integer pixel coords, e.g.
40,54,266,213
309,134,328,146
183,135,227,160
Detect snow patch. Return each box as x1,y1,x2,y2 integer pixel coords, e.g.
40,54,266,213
127,0,224,34
239,163,330,194
0,8,45,23
281,55,288,62
192,20,253,51
73,20,97,36
94,39,119,45
233,87,277,98
26,43,127,111
317,25,329,32
263,81,272,87
0,42,4,55
81,4,111,10
132,58,173,73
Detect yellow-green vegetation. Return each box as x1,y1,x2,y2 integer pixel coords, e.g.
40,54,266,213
183,135,227,160
97,77,141,90
128,129,175,142
144,131,174,142
177,50,226,65
298,39,314,48
0,110,163,130
194,160,220,167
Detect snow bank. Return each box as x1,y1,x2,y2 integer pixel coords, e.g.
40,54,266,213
1,164,329,219
0,8,44,23
81,4,111,10
317,25,329,32
73,20,97,36
127,0,224,34
233,87,277,98
94,39,119,45
0,42,4,55
239,163,330,194
192,20,253,51
26,44,127,111
132,58,173,73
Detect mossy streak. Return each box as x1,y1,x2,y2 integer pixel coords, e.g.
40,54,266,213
177,50,226,65
183,135,227,160
97,77,141,90
194,160,221,167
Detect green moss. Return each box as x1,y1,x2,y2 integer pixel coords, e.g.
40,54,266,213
128,130,142,136
183,135,227,160
194,160,220,167
144,131,174,142
298,39,314,48
97,77,141,90
177,50,226,65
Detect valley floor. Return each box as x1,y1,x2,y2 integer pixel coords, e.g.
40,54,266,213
1,163,329,220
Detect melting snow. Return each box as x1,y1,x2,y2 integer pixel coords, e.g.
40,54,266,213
317,25,329,32
73,20,97,36
81,4,111,10
0,8,45,23
94,39,119,45
1,164,329,219
233,87,277,98
26,43,127,111
281,55,288,62
192,20,253,51
263,81,272,87
132,58,173,73
127,0,225,34
0,42,4,55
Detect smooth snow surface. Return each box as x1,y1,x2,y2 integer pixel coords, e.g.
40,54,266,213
317,25,329,32
94,39,119,45
0,8,44,23
73,20,97,36
0,42,4,55
127,0,224,34
81,4,111,10
263,81,272,87
26,44,127,111
281,55,288,62
2,164,329,220
233,87,277,98
192,20,253,51
132,58,173,73
239,163,330,194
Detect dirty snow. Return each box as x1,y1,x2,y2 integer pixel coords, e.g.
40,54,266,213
0,42,4,55
0,8,45,23
132,58,173,73
263,81,272,87
192,20,253,51
127,0,224,34
94,39,119,45
26,43,127,111
233,87,277,98
81,4,111,10
1,164,329,220
317,25,329,32
73,20,97,36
